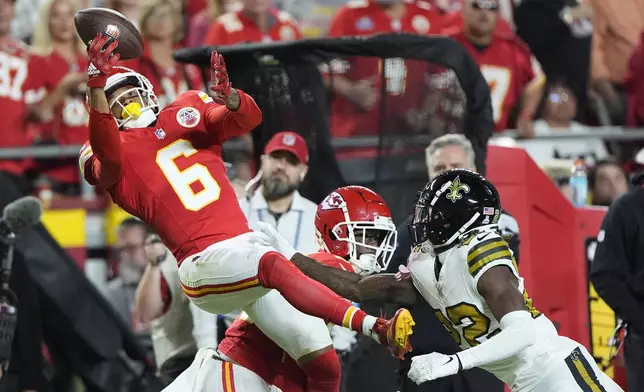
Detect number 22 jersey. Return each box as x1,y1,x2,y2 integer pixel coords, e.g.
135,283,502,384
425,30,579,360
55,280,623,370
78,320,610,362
79,90,262,263
407,230,563,390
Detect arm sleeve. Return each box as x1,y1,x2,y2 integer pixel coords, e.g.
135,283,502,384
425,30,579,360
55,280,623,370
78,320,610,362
590,197,644,333
466,234,516,288
79,108,123,188
190,302,219,349
203,90,262,143
457,310,536,370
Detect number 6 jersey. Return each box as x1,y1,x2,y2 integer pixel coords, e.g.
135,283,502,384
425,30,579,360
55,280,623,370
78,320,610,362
79,89,262,263
407,230,563,390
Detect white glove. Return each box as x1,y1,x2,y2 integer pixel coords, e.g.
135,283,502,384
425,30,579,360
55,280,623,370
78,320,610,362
330,325,358,353
408,352,462,384
252,221,297,260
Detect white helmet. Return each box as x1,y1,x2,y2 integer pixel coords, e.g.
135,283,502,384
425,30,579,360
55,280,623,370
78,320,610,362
104,67,159,129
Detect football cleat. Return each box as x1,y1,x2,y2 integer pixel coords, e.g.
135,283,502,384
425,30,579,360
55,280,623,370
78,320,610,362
372,308,415,358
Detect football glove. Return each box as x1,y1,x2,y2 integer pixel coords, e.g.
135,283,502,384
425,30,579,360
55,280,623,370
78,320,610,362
408,352,462,384
252,222,297,260
209,51,233,100
87,32,120,88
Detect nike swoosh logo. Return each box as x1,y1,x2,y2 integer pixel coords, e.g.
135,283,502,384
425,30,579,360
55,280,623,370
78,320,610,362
476,232,491,241
443,357,454,365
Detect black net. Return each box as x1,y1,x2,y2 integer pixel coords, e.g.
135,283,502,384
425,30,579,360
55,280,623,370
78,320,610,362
176,33,493,223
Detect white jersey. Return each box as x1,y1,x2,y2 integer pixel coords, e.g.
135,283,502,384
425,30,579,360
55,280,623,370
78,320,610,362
407,230,614,391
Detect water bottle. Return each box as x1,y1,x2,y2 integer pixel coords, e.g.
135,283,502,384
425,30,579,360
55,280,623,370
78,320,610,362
570,159,589,207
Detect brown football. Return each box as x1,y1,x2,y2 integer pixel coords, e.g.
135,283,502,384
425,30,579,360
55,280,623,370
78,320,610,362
74,8,144,60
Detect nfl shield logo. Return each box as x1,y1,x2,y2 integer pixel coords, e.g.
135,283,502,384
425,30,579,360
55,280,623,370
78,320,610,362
154,128,166,139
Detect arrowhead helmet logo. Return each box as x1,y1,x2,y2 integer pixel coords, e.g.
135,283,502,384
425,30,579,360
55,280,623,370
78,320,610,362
445,176,470,203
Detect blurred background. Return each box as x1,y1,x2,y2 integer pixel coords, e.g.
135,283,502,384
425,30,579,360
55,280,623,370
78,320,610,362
0,0,642,390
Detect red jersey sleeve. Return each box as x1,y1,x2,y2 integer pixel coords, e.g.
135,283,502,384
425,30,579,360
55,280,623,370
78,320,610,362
513,40,542,88
82,109,123,188
307,252,356,272
181,90,262,143
328,7,352,37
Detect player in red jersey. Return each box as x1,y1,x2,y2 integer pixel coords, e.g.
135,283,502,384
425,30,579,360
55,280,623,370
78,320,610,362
168,186,398,392
80,33,414,391
447,0,544,134
326,0,444,139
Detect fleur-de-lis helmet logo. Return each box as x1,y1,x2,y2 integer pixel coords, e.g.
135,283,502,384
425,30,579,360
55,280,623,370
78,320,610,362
445,176,470,203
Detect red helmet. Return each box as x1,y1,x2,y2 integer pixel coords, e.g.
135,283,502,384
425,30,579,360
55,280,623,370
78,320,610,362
315,186,397,274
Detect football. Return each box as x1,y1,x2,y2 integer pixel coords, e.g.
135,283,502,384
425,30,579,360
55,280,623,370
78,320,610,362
74,8,144,60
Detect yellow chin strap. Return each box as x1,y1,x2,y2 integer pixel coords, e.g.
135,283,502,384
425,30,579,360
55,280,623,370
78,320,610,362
121,102,142,120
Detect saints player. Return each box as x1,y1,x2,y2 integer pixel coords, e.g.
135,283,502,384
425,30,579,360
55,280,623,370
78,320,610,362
257,169,623,392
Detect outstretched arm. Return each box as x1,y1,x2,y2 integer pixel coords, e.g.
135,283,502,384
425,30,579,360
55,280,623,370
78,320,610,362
291,253,419,307
84,33,124,188
205,52,262,143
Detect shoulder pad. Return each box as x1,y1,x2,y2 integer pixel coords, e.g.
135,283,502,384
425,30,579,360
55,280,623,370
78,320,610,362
217,12,244,33
462,231,512,276
346,0,369,9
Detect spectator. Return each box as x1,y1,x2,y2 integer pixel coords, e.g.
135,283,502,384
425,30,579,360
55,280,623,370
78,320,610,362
204,0,302,45
514,0,592,123
448,0,545,135
389,134,515,392
188,0,226,47
238,131,319,254
125,0,204,109
588,0,644,125
0,0,48,193
625,32,644,127
591,180,644,392
103,218,152,337
135,233,218,385
440,8,512,35
520,83,608,165
588,158,629,206
31,0,89,197
325,0,443,138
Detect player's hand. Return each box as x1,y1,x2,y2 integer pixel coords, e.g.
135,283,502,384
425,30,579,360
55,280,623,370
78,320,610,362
87,32,120,88
408,352,462,384
144,234,168,266
209,51,233,99
252,222,297,260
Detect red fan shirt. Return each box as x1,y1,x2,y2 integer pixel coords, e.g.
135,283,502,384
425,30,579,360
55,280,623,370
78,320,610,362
326,0,444,138
449,30,544,130
204,9,303,46
0,39,47,175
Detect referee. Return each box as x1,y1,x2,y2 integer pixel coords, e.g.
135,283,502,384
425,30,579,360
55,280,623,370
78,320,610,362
389,134,519,392
590,177,644,392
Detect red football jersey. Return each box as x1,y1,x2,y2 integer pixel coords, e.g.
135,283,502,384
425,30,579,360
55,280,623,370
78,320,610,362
0,39,47,175
218,252,355,390
80,90,261,262
37,50,89,184
122,43,205,109
204,9,303,46
448,31,543,130
326,0,443,138
439,12,513,36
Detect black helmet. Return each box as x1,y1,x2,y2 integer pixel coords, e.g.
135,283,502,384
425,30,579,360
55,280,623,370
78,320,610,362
409,169,501,250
